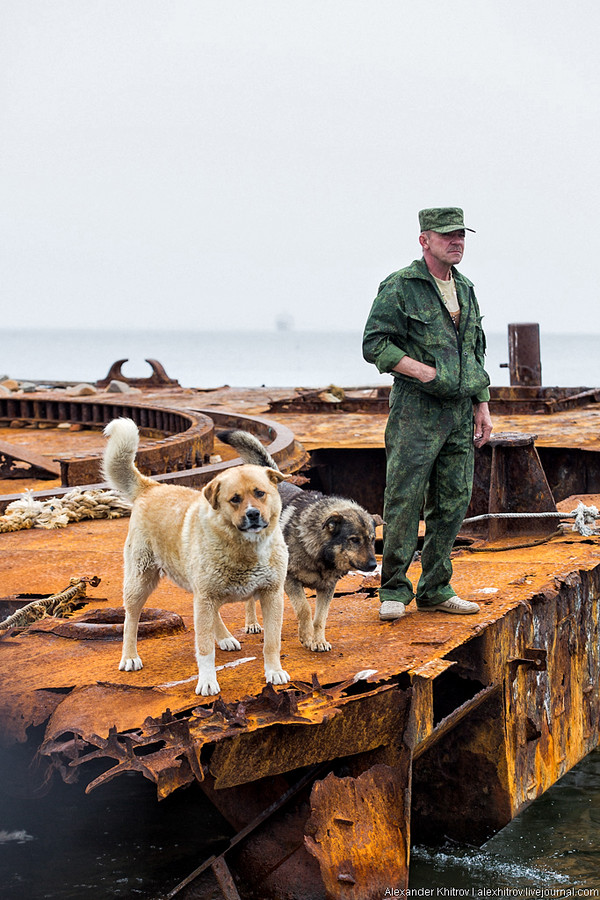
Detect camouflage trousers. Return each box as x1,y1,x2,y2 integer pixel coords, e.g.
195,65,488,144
380,381,474,608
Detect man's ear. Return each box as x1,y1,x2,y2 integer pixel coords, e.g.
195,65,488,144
203,477,221,510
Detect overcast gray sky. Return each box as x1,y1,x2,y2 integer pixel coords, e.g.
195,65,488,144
2,1,599,334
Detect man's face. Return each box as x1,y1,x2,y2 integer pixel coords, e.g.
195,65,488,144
420,229,465,268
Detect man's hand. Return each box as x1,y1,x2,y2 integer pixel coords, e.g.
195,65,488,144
473,401,493,447
393,356,437,383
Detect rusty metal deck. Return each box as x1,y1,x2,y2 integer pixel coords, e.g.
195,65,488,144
1,379,600,899
0,501,598,743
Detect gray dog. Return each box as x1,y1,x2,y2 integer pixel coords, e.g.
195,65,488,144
218,430,380,652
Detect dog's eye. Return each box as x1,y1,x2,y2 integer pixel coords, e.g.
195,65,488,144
254,489,266,499
349,536,361,544
229,494,242,505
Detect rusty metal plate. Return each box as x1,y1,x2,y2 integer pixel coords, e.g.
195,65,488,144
305,764,409,898
0,504,598,798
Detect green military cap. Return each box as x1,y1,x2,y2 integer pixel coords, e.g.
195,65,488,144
418,207,475,234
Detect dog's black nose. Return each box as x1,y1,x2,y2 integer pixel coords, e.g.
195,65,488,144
246,507,261,524
364,558,377,571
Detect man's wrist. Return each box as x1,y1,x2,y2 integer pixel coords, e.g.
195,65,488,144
394,356,436,383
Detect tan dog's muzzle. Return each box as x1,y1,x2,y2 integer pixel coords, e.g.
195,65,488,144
238,505,268,532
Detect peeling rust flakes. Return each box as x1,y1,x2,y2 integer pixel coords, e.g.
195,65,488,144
73,725,198,799
39,676,398,799
44,710,205,799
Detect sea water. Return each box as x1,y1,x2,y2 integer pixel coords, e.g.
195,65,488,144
0,748,598,898
0,328,599,897
2,328,599,390
410,746,600,893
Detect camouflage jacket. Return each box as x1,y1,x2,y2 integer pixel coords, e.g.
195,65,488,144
362,257,490,403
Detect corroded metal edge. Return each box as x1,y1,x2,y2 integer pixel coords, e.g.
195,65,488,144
0,405,307,513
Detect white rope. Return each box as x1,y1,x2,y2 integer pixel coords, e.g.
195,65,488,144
463,512,563,523
571,502,599,537
462,502,599,537
0,488,132,532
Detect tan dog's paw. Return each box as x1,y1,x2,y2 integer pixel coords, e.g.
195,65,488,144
245,623,262,634
218,637,241,651
265,668,290,685
310,640,332,652
195,675,221,696
119,656,143,672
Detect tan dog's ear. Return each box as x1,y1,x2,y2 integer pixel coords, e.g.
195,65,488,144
203,477,221,509
265,468,288,485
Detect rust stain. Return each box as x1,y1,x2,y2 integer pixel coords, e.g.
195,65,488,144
305,765,409,898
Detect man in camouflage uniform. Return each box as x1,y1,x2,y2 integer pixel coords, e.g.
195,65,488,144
362,207,493,619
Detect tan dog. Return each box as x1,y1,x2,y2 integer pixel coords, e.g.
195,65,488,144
102,418,289,696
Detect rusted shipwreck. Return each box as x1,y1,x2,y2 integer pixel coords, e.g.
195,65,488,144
0,337,599,899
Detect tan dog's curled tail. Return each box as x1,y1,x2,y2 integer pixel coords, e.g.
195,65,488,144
102,418,154,501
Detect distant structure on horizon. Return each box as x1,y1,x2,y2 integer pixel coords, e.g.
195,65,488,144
275,314,294,332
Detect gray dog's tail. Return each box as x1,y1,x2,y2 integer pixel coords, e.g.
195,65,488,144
217,429,280,471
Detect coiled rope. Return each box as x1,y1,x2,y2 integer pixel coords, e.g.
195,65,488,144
0,575,101,633
0,488,132,533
